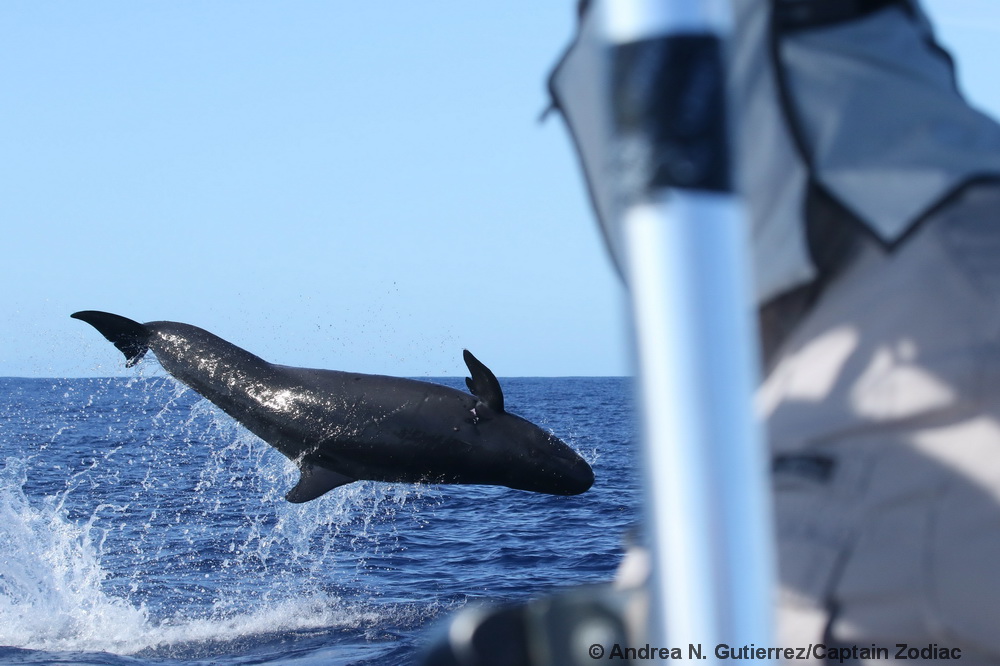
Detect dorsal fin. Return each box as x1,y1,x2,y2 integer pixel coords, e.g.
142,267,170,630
463,349,504,413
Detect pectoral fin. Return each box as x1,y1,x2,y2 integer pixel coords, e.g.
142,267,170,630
285,463,355,503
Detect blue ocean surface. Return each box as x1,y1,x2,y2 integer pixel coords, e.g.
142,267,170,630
0,373,638,665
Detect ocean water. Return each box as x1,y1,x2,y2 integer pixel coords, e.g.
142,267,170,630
0,373,638,665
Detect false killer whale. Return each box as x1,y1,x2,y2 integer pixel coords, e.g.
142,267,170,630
71,311,594,502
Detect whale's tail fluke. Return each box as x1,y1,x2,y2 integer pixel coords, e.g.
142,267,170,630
71,310,151,367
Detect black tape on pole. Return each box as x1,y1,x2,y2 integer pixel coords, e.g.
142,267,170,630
611,35,731,199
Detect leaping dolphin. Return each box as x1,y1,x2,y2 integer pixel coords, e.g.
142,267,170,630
71,311,594,502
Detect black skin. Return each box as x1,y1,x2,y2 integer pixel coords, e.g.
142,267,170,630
71,311,594,502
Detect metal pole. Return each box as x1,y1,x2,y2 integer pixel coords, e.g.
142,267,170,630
596,0,775,658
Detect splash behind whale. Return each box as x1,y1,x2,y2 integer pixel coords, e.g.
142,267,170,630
71,311,594,502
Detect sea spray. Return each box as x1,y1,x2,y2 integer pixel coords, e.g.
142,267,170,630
0,460,427,658
0,458,150,653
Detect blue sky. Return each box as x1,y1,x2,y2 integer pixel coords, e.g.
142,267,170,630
1,1,995,378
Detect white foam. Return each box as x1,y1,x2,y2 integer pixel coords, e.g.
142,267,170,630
0,458,407,656
0,458,150,653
